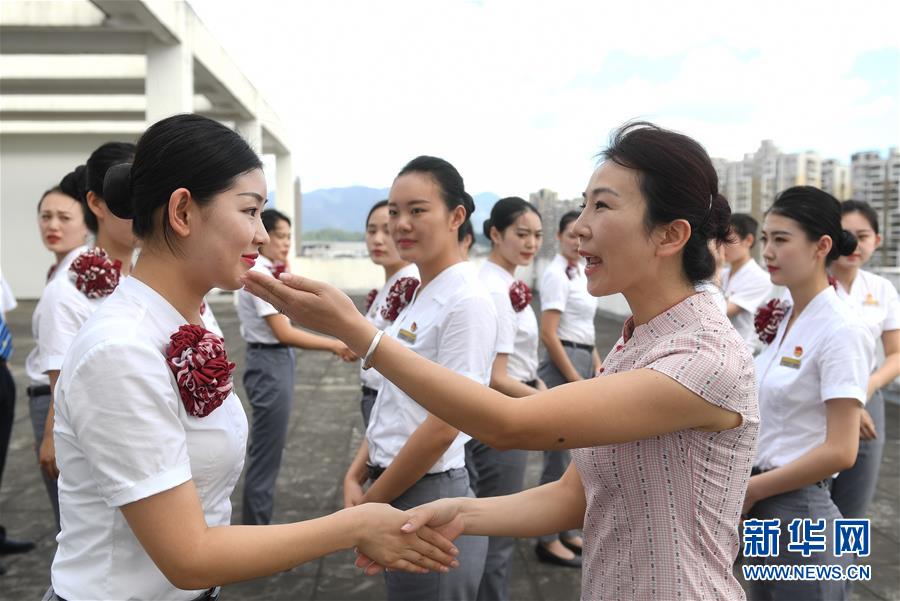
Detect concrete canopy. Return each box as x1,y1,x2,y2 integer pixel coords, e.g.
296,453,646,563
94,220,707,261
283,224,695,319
0,0,297,297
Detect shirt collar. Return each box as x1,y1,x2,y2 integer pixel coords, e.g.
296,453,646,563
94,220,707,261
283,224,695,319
621,292,712,344
119,276,192,333
53,244,90,280
482,259,515,284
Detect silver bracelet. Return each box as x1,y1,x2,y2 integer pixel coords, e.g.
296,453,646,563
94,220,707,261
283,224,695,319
361,330,385,371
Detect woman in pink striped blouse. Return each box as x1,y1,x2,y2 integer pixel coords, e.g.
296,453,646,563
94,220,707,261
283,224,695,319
243,122,759,600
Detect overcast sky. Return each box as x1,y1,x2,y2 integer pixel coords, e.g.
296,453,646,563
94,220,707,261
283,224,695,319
189,0,899,199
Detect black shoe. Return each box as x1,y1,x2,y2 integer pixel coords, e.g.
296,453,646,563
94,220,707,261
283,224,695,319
560,536,583,555
535,543,582,568
0,526,35,555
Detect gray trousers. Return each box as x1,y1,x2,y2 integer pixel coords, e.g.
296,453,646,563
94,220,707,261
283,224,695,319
241,345,295,525
535,343,592,545
831,390,885,519
745,481,852,601
29,391,60,531
361,385,378,429
383,468,488,601
465,439,528,601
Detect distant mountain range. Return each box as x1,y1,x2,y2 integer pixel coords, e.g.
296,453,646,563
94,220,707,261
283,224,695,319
301,186,501,234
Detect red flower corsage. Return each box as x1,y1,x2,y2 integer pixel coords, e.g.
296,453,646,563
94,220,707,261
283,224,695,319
565,262,578,280
364,288,379,313
754,298,791,344
68,247,122,299
509,280,532,313
268,261,288,279
165,324,235,418
380,276,420,322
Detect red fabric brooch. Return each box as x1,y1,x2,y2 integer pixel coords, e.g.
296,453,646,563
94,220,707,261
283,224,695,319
165,324,235,418
380,276,420,322
509,280,532,313
364,288,379,313
268,261,288,279
754,298,792,344
565,261,578,280
68,247,122,299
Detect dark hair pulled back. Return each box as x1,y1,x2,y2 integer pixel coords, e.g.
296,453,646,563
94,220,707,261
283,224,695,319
600,121,731,284
558,211,579,235
768,186,857,265
85,142,135,200
103,114,263,243
261,208,291,232
397,155,475,224
482,196,541,242
366,199,389,226
39,165,93,230
840,199,879,235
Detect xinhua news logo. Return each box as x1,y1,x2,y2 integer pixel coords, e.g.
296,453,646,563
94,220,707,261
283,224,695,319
742,518,872,582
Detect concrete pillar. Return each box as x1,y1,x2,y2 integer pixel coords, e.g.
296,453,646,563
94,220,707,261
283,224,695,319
237,118,262,154
145,6,193,123
275,152,298,257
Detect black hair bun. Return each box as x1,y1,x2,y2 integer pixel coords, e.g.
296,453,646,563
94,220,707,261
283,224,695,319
103,162,135,220
838,229,858,257
482,218,493,239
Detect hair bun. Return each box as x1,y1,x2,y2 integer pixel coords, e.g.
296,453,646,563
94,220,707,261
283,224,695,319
103,162,135,219
482,218,493,239
838,229,858,257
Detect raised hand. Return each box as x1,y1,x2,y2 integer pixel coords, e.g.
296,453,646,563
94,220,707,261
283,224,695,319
242,271,368,345
350,503,460,576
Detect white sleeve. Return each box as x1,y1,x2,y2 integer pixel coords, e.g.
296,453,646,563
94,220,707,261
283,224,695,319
437,296,497,383
819,323,874,404
540,268,569,313
64,341,192,507
490,291,516,355
882,282,900,332
727,272,772,313
38,283,94,373
251,292,279,319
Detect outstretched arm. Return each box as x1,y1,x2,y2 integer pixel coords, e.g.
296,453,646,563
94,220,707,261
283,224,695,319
241,272,741,452
121,480,459,590
355,463,587,574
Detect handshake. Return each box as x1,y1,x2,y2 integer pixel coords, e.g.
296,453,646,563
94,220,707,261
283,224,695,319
347,499,466,576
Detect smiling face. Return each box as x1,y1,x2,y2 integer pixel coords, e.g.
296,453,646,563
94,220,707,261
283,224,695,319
574,161,660,297
388,172,465,267
366,205,404,267
183,168,270,290
38,191,88,256
760,212,831,287
260,217,291,263
492,210,543,268
835,211,880,269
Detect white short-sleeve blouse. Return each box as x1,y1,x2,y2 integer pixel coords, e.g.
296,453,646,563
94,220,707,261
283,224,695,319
51,277,248,601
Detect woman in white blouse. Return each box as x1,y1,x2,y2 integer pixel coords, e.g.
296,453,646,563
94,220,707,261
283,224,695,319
27,168,90,529
744,186,875,601
359,200,418,427
37,142,136,484
235,207,354,526
470,196,543,600
829,200,900,521
342,156,494,601
46,115,457,601
534,210,600,565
